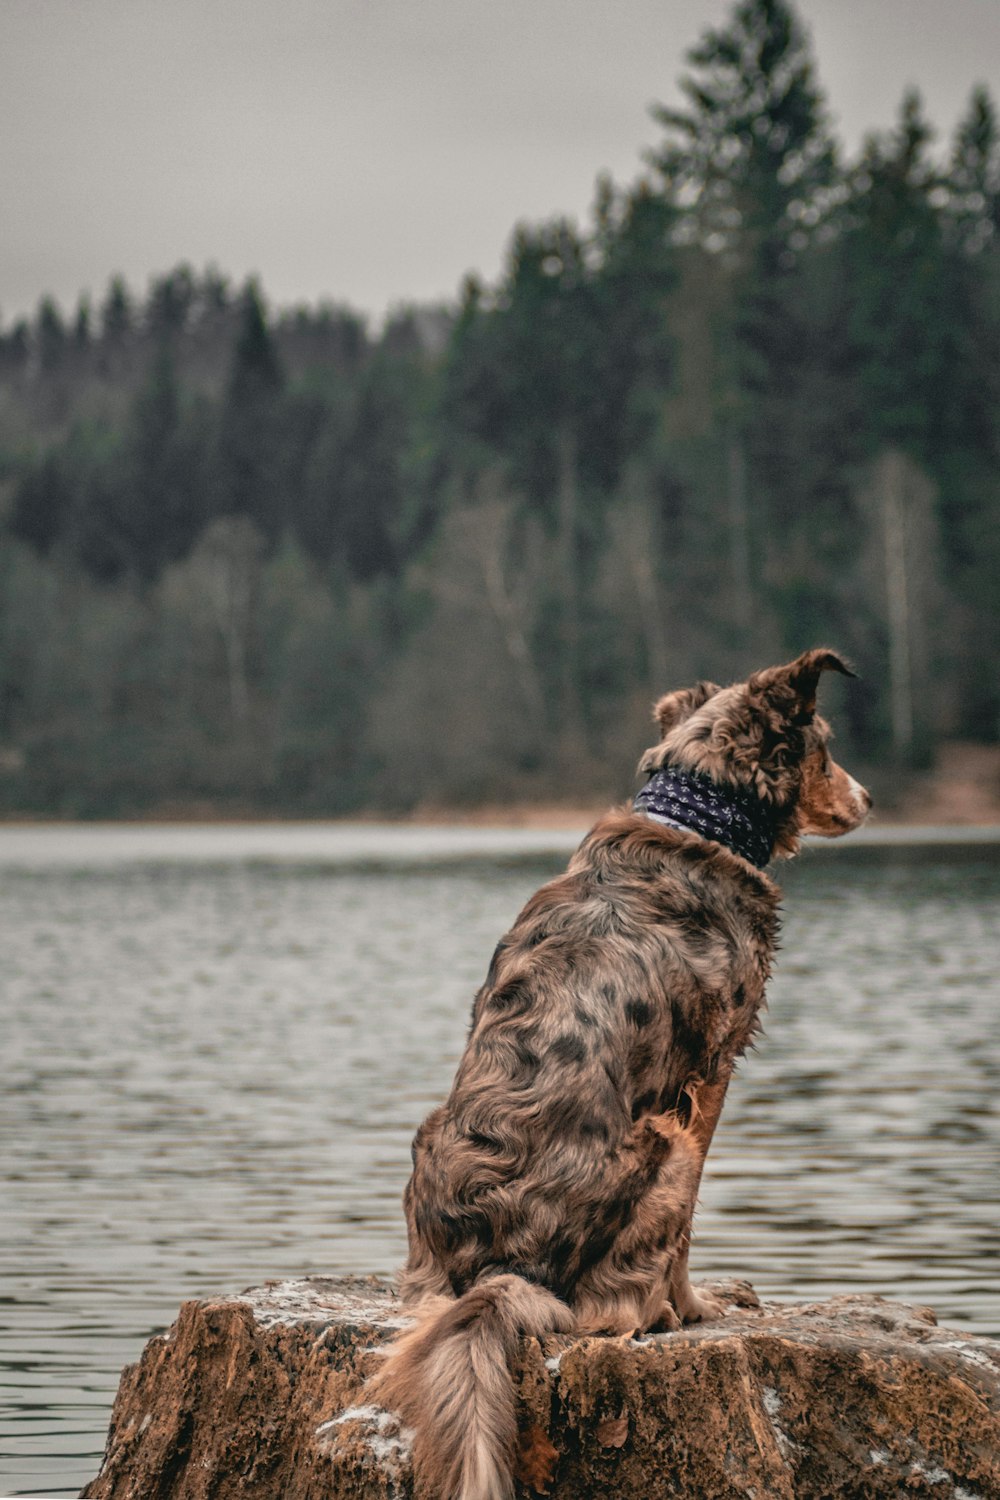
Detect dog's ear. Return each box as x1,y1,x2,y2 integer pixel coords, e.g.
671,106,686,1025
749,649,854,720
653,680,722,737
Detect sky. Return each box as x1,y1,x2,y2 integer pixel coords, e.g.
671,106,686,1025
3,0,999,328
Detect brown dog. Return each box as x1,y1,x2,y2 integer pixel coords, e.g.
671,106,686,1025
370,648,871,1500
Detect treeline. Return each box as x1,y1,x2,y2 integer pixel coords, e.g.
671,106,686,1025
1,0,998,816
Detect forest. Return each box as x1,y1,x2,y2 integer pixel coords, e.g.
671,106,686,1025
1,0,997,817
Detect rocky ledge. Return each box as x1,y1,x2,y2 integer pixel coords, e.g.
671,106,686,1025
81,1275,1000,1500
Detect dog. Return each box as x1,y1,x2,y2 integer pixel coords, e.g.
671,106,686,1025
369,648,871,1500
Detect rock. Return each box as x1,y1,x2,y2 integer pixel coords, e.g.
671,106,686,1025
81,1275,1000,1500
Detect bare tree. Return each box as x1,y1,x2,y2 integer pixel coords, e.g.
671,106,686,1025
604,472,671,695
409,477,548,723
162,515,265,731
862,449,939,764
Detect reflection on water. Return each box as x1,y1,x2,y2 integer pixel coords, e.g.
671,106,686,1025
1,827,998,1496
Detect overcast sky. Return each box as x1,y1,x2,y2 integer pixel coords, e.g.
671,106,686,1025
3,0,999,327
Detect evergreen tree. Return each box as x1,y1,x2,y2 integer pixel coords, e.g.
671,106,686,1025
649,0,835,266
10,422,129,581
0,319,30,380
98,274,134,377
330,353,416,579
843,91,964,462
146,265,196,343
72,297,92,353
36,297,68,372
215,281,285,538
947,85,1000,254
443,186,676,511
939,90,1000,735
647,0,839,642
9,449,73,556
439,189,679,743
123,346,209,577
100,275,133,344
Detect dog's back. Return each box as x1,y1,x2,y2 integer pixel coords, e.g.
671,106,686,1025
399,816,777,1311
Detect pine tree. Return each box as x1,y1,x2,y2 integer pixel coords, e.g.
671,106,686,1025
100,275,133,344
98,275,134,378
648,0,838,639
332,352,417,580
215,281,284,538
72,297,91,352
947,85,1000,254
36,297,67,373
843,91,960,461
649,0,835,267
124,346,208,577
147,265,196,343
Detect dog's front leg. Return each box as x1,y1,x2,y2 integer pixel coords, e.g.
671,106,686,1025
669,1075,731,1323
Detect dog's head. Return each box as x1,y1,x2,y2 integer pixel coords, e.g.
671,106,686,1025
639,648,871,859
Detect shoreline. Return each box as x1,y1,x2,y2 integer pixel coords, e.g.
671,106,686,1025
1,803,998,831
2,808,999,829
2,743,997,831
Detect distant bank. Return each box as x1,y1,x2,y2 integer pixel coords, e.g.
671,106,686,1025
1,740,997,832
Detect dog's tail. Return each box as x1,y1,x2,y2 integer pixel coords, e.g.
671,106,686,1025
368,1273,575,1500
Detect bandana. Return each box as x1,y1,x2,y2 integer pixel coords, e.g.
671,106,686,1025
634,765,777,869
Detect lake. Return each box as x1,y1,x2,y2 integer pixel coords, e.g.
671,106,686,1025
2,823,998,1497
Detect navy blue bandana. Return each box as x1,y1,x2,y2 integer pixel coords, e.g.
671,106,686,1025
634,766,777,869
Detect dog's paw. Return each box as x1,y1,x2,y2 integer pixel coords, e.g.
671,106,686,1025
647,1303,682,1334
674,1282,728,1324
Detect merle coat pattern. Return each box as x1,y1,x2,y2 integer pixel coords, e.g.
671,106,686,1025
368,649,871,1500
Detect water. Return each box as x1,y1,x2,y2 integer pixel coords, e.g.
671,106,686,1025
1,824,998,1498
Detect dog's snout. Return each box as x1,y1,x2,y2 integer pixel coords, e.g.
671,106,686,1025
849,775,872,816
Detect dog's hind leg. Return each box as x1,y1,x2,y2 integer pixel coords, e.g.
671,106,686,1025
668,1075,732,1323
573,1110,702,1338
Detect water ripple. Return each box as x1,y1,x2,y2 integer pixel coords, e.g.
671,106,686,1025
1,835,998,1495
